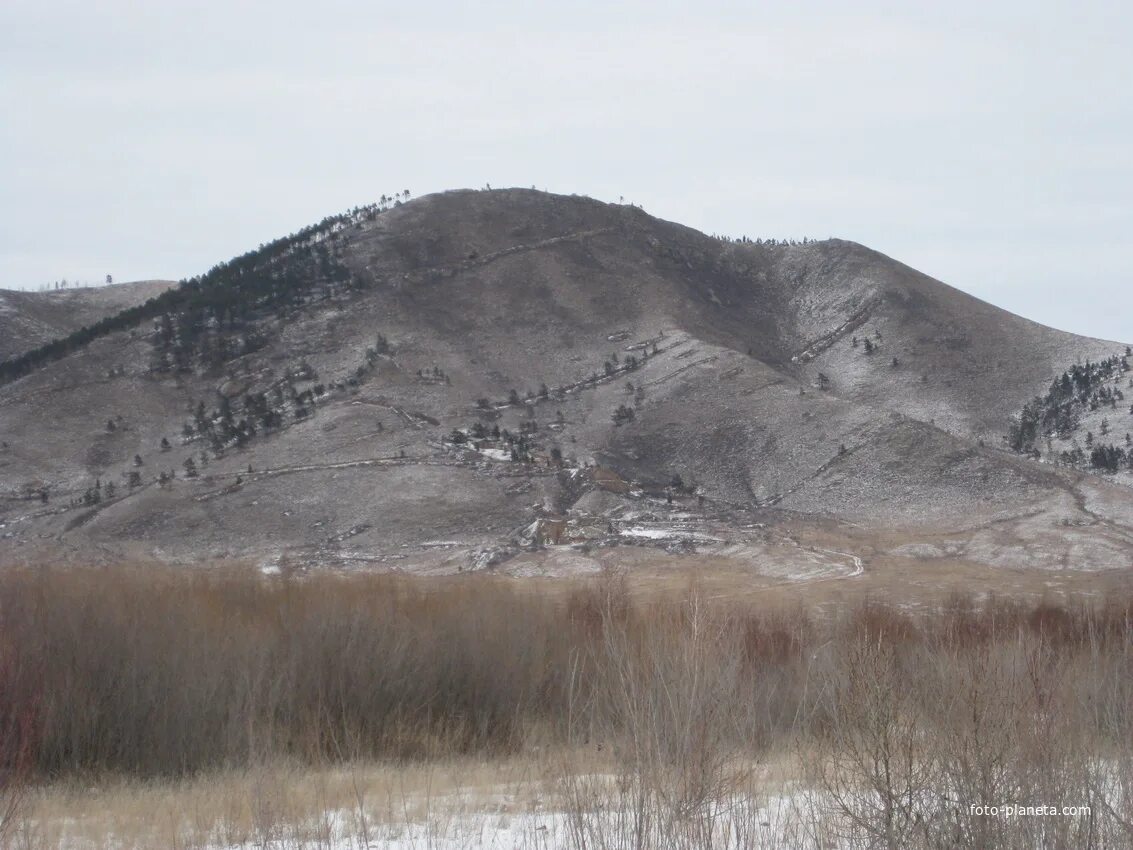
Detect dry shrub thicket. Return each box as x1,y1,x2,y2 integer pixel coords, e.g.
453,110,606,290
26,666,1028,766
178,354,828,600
2,565,1133,847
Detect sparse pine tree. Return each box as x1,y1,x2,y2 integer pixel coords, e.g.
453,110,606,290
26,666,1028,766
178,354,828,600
612,404,636,426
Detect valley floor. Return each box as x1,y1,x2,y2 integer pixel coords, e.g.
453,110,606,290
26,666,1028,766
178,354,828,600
9,755,804,850
9,748,1125,849
3,564,1133,849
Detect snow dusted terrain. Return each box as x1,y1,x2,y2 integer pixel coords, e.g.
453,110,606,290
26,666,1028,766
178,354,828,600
2,189,1131,574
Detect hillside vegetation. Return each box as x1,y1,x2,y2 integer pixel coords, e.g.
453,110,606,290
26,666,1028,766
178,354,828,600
1,188,1131,571
0,280,176,362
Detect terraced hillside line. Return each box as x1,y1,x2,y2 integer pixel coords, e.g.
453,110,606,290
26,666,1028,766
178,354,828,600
50,474,173,531
241,455,468,480
469,336,689,412
390,406,426,429
1,495,115,530
381,226,619,284
759,439,866,508
643,355,719,387
789,296,881,363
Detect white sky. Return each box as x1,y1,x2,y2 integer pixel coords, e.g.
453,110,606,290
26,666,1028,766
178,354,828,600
2,0,1130,341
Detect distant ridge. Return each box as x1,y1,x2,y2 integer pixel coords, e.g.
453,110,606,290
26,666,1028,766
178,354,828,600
0,280,177,362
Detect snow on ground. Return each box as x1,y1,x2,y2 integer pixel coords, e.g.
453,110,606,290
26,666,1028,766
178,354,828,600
199,790,820,849
478,448,512,461
618,525,721,543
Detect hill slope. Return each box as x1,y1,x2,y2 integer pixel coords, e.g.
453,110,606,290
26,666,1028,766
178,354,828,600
1,190,1130,572
0,281,177,361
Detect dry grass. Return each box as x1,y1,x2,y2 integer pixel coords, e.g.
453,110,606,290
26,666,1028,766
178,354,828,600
11,756,560,849
3,564,1133,847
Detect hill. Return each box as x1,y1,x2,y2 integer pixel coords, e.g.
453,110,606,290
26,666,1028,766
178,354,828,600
1,189,1130,573
0,280,177,361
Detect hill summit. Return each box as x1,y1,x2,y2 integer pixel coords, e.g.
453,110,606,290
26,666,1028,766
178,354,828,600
2,188,1131,574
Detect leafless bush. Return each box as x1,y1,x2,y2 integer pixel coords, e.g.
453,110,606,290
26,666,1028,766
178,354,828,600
0,566,568,777
2,565,1133,849
0,604,37,843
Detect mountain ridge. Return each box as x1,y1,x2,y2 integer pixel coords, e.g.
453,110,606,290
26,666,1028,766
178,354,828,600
0,280,178,362
1,188,1130,573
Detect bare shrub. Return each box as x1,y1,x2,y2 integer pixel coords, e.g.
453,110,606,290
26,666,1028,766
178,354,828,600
1,566,1132,849
808,636,936,850
0,620,36,841
0,566,568,777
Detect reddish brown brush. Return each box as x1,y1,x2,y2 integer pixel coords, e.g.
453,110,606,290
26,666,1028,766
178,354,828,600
1,563,1131,795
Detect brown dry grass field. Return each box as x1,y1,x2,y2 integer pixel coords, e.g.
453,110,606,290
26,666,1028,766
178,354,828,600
2,559,1133,848
500,520,1133,610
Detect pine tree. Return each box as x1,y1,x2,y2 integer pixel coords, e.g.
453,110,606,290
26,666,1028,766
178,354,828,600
612,405,636,426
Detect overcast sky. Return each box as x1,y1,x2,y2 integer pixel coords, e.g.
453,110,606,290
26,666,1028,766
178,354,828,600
2,1,1130,341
